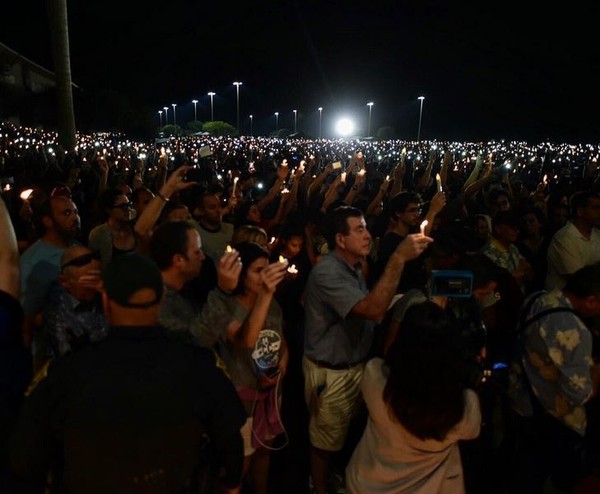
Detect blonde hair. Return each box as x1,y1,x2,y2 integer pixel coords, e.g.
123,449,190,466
231,224,268,247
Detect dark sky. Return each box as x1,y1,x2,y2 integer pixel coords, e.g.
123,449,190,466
3,1,600,142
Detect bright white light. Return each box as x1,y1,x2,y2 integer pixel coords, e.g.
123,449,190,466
336,118,354,136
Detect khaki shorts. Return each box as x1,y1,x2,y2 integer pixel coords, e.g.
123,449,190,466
302,356,364,451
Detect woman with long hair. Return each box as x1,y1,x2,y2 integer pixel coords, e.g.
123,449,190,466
215,241,289,494
345,301,481,494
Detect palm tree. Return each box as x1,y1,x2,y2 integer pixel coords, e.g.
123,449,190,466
47,0,76,150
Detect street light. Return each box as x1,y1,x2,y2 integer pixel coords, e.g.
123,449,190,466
233,82,242,132
293,109,297,133
417,96,425,141
249,114,253,137
274,112,279,131
207,92,215,121
367,102,374,138
172,103,177,126
163,107,169,125
192,99,198,122
158,110,163,127
318,107,323,139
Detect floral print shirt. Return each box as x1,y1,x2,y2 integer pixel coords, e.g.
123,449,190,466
508,289,594,435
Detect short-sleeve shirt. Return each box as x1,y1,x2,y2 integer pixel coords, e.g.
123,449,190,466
303,252,375,365
508,289,594,435
196,222,234,263
546,222,600,290
19,239,65,316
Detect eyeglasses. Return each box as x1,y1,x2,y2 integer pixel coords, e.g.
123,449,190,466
61,251,101,270
112,203,132,211
404,207,423,214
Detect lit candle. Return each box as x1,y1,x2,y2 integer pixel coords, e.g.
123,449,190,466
20,189,33,201
226,245,233,253
435,173,442,193
232,176,239,196
269,236,276,245
420,220,428,236
279,255,288,266
543,174,548,184
341,172,347,183
287,264,298,274
385,175,390,181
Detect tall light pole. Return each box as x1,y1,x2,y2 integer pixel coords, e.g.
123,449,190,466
163,107,169,125
171,103,177,126
158,110,163,127
233,82,242,131
318,107,323,138
367,102,374,138
249,114,253,137
417,96,425,141
207,92,215,121
274,112,279,131
192,99,198,122
293,109,297,133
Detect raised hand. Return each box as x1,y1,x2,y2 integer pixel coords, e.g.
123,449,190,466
217,249,243,293
394,233,433,262
260,261,288,293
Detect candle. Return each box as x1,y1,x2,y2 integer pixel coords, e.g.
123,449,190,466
226,245,233,253
269,236,276,244
385,175,390,181
341,172,347,183
543,174,548,184
420,220,428,236
20,189,33,201
287,264,298,274
232,176,239,196
435,173,442,193
279,255,288,266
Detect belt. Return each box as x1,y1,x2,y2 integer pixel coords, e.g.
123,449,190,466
307,356,364,370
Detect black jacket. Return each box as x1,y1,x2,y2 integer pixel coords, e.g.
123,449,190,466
10,325,245,493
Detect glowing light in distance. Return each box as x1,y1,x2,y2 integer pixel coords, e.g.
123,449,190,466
335,118,354,136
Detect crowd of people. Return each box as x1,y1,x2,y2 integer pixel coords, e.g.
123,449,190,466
2,119,600,494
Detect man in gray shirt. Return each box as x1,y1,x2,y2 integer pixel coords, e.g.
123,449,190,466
303,205,432,494
149,220,241,348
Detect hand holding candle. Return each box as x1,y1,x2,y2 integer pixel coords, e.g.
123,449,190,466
20,189,33,201
435,173,442,193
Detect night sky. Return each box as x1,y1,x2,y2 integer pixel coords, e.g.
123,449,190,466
3,1,600,143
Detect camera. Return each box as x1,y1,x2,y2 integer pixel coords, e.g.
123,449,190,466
429,270,473,298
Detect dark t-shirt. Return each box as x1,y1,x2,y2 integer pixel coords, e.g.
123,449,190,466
374,231,429,293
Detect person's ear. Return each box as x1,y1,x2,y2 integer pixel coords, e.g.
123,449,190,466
101,291,111,319
335,232,346,250
41,214,54,230
58,273,70,289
